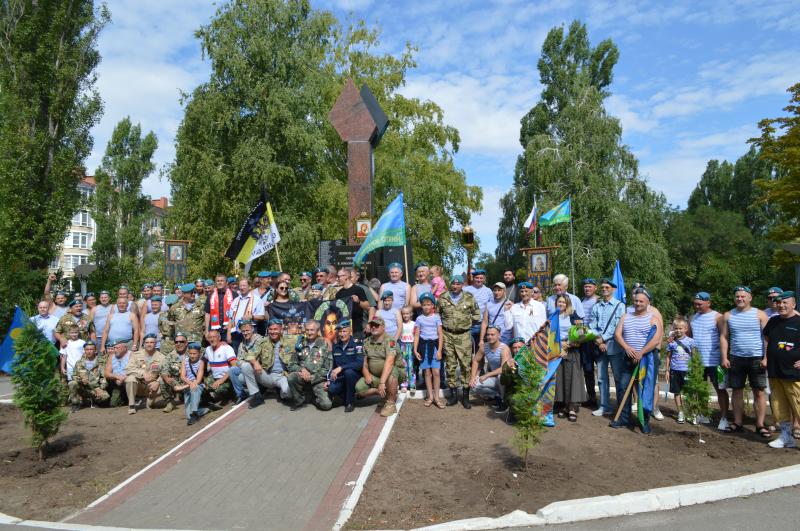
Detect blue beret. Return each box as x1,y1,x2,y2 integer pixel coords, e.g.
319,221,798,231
694,291,711,301
238,318,256,327
301,271,313,278
582,278,597,286
388,262,403,272
472,268,487,276
312,283,324,290
150,295,162,302
55,290,66,296
164,294,179,305
270,271,281,278
99,290,110,295
599,278,617,288
419,292,436,304
767,286,783,295
776,290,795,300
381,290,394,299
179,283,195,293
227,276,236,283
68,299,82,307
267,318,283,326
153,282,164,288
204,279,214,286
733,285,751,294
187,342,202,351
313,267,324,274
143,283,153,288
450,275,464,284
335,320,351,330
84,339,97,347
143,333,157,340
518,281,534,289
258,271,271,278
85,292,95,298
108,338,127,347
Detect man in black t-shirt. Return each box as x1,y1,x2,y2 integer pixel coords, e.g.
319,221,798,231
336,266,369,339
763,290,800,449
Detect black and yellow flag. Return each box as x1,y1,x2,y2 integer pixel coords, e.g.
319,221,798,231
225,189,281,264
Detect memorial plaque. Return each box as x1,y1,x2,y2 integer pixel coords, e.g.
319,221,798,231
318,239,346,268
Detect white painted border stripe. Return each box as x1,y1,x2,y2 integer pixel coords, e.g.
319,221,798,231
61,401,247,522
333,393,406,531
0,398,12,404
411,463,800,530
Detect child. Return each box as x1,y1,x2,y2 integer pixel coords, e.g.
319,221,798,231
430,266,446,299
60,326,86,383
375,292,402,341
666,317,698,424
180,342,209,426
414,294,444,408
399,305,416,394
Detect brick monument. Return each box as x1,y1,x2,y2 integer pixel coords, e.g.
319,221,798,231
328,79,389,245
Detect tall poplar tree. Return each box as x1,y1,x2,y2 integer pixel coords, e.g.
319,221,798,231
90,117,158,288
0,0,107,321
497,21,674,312
167,0,481,276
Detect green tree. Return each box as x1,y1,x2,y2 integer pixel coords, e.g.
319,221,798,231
11,323,68,459
509,345,547,470
0,0,108,328
682,352,711,442
167,0,480,277
750,83,800,269
89,117,158,289
497,21,675,315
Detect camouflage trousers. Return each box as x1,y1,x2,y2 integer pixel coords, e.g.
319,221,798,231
287,372,332,411
443,330,473,388
68,379,110,406
106,381,128,407
160,372,182,403
204,375,233,402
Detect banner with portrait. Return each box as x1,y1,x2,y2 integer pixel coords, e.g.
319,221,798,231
267,299,353,342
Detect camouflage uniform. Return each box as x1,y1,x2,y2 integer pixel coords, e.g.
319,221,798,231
158,311,175,356
159,350,183,403
292,287,310,302
355,335,405,394
124,349,167,407
68,355,109,405
322,283,341,301
55,313,91,341
437,291,481,388
168,299,205,343
287,336,333,410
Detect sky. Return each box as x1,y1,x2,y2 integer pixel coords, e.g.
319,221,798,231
87,0,800,259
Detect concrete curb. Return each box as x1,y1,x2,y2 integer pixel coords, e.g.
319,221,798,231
333,393,407,531
0,513,192,530
411,463,800,530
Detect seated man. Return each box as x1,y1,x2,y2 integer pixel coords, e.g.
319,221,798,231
256,319,294,402
124,334,166,414
328,320,364,413
68,340,109,411
104,339,132,407
469,325,513,412
181,342,210,425
355,317,404,417
287,319,332,411
230,319,268,408
203,328,237,406
160,332,188,413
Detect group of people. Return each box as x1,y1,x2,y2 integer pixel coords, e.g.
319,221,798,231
31,266,800,449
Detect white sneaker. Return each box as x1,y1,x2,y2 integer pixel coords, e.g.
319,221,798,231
768,434,797,449
717,418,730,431
652,408,664,421
677,411,685,423
689,415,698,425
592,407,606,417
697,414,711,424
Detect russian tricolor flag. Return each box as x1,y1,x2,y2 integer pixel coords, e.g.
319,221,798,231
523,197,537,234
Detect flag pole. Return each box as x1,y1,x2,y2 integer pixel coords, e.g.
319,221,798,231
568,195,576,286
274,243,283,272
403,243,410,284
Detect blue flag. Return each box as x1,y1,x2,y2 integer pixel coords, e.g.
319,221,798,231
0,306,28,373
353,193,407,266
612,260,626,304
539,199,571,227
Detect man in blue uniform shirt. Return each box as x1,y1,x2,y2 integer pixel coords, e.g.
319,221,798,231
327,320,364,413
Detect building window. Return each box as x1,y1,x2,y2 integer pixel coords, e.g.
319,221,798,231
64,255,88,271
79,187,94,201
71,232,92,249
72,210,92,227
49,257,60,269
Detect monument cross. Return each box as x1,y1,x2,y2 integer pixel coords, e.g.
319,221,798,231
328,78,389,245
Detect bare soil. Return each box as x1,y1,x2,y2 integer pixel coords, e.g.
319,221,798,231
0,403,224,521
347,398,800,530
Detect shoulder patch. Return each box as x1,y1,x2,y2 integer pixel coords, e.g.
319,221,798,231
389,340,396,348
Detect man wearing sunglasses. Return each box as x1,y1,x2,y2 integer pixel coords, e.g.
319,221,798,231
765,287,783,319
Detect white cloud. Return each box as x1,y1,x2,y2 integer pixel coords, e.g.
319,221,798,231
606,94,656,133
471,185,506,256
640,156,710,207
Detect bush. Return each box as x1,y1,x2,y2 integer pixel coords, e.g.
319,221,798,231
11,323,68,459
510,345,547,469
682,351,711,441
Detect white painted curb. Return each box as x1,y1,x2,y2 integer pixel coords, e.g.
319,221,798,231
410,463,800,530
333,393,407,531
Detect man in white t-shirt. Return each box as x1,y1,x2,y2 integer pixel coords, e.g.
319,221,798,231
203,329,237,405
32,300,58,344
226,278,266,353
503,282,547,343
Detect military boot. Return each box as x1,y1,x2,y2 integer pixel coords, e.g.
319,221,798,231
446,387,459,406
461,387,472,409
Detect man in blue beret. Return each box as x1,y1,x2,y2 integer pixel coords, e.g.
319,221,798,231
763,291,800,448
765,286,784,319
588,278,625,417
328,320,364,412
437,275,481,408
465,269,493,355
293,271,314,301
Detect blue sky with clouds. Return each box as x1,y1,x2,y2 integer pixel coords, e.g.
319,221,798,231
87,0,800,258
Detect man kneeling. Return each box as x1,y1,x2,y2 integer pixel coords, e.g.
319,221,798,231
124,334,165,414
287,320,332,411
356,317,404,417
68,340,109,411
